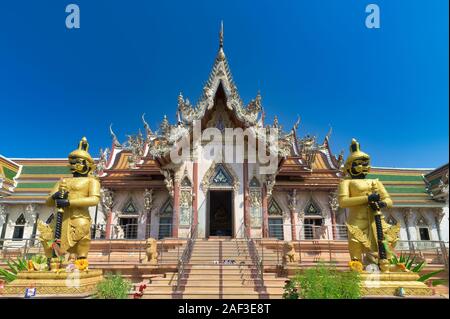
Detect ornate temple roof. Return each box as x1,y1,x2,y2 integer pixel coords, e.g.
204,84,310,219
423,163,449,203
0,155,21,197
100,23,343,186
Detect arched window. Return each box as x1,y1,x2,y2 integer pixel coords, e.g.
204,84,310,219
159,199,173,239
303,199,324,239
416,216,430,241
13,214,26,240
268,198,284,240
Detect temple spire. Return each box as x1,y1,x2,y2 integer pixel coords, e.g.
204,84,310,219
219,20,224,48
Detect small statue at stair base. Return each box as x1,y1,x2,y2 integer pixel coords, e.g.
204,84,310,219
283,242,299,264
145,238,158,264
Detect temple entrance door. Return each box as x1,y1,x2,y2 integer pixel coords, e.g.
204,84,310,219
208,190,233,237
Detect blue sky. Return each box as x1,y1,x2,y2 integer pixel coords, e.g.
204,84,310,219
0,0,448,168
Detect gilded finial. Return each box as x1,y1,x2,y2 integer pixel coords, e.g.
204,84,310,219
219,20,224,48
78,137,89,152
350,138,360,153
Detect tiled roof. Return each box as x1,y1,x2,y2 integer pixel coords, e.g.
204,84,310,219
368,167,444,208
0,159,71,203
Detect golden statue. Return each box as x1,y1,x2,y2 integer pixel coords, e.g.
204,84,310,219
145,237,158,264
283,242,299,263
338,139,400,272
40,137,100,261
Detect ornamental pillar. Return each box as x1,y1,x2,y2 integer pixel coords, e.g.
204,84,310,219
139,189,153,239
287,190,297,241
262,185,269,238
26,204,39,245
243,159,250,237
173,176,181,238
328,190,339,240
193,162,198,227
101,188,114,239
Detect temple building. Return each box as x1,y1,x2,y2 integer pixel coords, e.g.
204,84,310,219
0,28,448,248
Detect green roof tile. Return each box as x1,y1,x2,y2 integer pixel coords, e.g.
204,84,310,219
366,174,424,182
16,182,57,189
21,166,71,175
386,186,426,194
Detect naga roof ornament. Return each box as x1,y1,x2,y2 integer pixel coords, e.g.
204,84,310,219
109,124,122,148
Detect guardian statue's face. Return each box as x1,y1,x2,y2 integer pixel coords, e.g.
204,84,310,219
69,156,90,175
349,157,371,178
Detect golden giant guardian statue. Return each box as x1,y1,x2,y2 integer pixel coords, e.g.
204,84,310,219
338,139,400,272
40,137,100,261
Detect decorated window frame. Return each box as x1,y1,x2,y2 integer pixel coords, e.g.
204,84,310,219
249,176,262,228
180,169,193,227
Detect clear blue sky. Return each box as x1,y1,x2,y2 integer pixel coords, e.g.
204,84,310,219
0,0,448,168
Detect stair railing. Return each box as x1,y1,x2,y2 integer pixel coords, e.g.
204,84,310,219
174,222,198,291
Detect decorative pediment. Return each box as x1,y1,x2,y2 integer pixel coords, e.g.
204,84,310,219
123,199,138,214
416,215,428,226
159,200,173,217
201,162,240,192
249,176,261,188
385,214,397,225
268,199,283,216
15,214,26,225
304,200,322,216
181,175,192,187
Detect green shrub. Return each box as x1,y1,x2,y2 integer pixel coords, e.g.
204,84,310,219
282,280,299,299
286,263,361,299
95,273,132,299
390,252,446,286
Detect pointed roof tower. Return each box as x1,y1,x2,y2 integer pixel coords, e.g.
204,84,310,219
177,21,261,127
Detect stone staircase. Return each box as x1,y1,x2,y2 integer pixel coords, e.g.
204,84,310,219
139,238,288,299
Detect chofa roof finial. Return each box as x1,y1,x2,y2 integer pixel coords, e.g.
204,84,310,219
219,20,224,48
